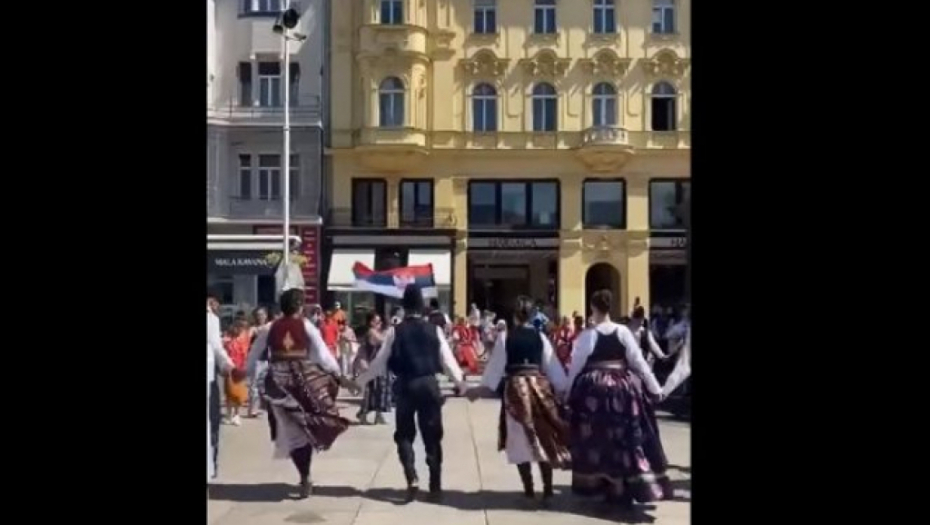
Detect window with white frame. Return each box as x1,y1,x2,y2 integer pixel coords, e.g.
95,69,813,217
652,0,675,34
258,62,282,107
238,154,252,199
379,77,405,127
532,83,558,132
651,82,677,131
258,155,281,200
381,0,403,25
472,83,497,132
534,0,557,34
242,0,284,15
474,0,497,34
592,82,617,127
239,154,299,201
593,0,616,34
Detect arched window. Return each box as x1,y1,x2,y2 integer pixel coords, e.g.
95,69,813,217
379,77,405,127
651,82,677,131
381,0,403,25
532,83,557,132
593,0,616,34
592,82,617,127
652,0,675,34
472,83,498,132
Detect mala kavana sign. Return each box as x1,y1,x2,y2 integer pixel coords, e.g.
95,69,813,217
207,251,276,275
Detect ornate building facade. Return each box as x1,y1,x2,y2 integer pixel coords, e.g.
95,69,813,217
327,0,690,319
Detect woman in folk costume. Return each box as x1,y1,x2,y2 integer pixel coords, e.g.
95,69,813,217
354,311,393,425
466,296,571,504
567,289,671,507
451,317,480,375
250,288,352,499
628,306,667,368
553,316,574,372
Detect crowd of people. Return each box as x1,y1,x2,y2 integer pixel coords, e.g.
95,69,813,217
208,283,692,509
440,298,690,392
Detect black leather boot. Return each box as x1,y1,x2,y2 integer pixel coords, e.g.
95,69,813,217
516,463,535,498
427,467,443,502
539,462,554,500
404,475,419,503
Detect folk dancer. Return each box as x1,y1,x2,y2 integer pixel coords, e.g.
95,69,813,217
566,289,672,507
207,291,234,481
352,285,466,503
466,296,570,504
629,306,667,368
248,288,352,499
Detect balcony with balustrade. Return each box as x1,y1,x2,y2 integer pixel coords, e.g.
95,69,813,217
575,126,635,173
207,95,322,127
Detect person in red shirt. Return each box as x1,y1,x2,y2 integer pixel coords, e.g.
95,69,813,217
320,310,340,358
223,320,250,426
451,317,480,376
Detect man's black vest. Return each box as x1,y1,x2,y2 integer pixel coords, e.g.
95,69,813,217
388,317,442,381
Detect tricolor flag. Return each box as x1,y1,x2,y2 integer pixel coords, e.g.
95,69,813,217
352,262,437,299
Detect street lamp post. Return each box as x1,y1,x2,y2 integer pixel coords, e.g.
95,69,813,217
282,33,291,277
273,5,305,291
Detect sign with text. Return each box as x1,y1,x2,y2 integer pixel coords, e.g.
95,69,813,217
468,237,560,250
207,251,276,275
300,226,321,305
649,237,687,250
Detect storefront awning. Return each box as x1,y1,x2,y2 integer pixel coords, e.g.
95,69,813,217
327,249,375,291
407,249,451,287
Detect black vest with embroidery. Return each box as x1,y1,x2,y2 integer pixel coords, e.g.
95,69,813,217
387,317,442,381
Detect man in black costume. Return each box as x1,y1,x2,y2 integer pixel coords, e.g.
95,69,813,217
353,284,466,502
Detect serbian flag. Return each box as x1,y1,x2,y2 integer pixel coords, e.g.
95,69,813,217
352,262,438,299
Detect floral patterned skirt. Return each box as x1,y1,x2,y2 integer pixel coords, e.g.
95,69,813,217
568,364,671,502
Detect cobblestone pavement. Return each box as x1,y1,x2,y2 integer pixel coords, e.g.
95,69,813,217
208,393,691,525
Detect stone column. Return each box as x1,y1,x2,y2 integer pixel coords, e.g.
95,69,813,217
626,175,649,232
386,178,399,228
453,236,467,317
558,239,584,316
625,236,650,315
452,178,469,316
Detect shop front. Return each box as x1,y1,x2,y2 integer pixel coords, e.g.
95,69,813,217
206,247,279,325
323,232,456,327
466,233,560,321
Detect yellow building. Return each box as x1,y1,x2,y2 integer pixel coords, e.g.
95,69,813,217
326,0,690,321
